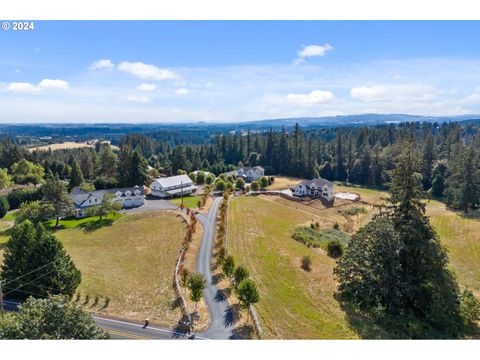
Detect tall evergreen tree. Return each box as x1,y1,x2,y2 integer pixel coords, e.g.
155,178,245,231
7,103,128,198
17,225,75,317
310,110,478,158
69,159,85,190
42,171,73,227
0,221,81,301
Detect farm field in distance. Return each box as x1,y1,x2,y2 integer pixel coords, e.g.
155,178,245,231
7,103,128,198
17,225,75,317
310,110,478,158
227,181,480,338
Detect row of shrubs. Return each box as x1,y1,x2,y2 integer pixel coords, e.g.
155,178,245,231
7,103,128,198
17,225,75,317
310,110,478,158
74,292,110,309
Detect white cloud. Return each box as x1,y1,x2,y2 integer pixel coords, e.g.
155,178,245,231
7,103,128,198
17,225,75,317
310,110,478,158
125,94,151,104
350,83,439,102
295,44,333,64
88,59,114,71
118,61,178,81
138,83,156,92
5,82,41,94
38,79,69,90
174,88,189,95
4,79,69,94
286,90,335,105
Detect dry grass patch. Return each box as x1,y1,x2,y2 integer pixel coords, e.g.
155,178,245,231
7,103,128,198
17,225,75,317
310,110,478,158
227,195,358,339
266,176,303,190
57,210,185,327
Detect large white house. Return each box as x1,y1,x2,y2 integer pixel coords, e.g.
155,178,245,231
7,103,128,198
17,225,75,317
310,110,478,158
70,186,145,218
227,166,265,182
150,174,197,198
292,178,334,201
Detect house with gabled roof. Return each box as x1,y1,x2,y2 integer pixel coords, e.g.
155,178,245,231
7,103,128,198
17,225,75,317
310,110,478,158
150,174,197,198
226,166,265,182
292,178,334,201
70,185,145,218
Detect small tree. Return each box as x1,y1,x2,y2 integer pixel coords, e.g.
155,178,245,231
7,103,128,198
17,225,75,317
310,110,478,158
215,179,226,192
250,181,260,192
188,172,196,182
301,255,312,271
0,168,13,189
222,255,235,278
195,171,205,185
205,174,215,185
259,176,269,189
11,160,45,186
187,272,206,312
14,200,53,224
233,265,249,286
236,279,260,314
0,196,9,218
87,193,122,220
235,177,245,190
327,240,343,258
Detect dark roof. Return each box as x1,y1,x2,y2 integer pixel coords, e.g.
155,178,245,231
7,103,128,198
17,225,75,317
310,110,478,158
297,178,333,188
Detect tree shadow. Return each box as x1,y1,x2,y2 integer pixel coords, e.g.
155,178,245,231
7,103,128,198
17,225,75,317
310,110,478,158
230,324,255,339
224,304,241,328
214,289,229,303
211,273,224,285
336,296,392,339
171,314,191,339
170,296,183,311
80,218,115,232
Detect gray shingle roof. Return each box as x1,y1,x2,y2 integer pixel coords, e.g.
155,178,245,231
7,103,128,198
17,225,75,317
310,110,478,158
70,186,144,208
297,178,333,188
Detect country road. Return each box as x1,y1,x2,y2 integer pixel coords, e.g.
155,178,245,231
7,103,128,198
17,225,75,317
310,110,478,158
93,317,208,340
196,196,238,339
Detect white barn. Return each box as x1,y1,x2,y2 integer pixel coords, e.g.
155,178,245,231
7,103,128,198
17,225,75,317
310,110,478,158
292,178,334,201
150,174,197,198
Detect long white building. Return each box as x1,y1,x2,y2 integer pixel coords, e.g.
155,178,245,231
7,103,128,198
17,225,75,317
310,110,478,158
150,174,197,198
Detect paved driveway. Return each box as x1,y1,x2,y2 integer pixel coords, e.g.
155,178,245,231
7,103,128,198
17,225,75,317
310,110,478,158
120,196,177,213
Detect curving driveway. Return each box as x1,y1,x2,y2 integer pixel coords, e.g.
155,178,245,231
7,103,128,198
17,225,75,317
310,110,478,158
196,196,237,339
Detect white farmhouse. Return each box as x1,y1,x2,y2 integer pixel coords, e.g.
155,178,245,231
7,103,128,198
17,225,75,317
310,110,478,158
70,186,145,218
227,166,265,182
150,174,197,198
292,178,334,201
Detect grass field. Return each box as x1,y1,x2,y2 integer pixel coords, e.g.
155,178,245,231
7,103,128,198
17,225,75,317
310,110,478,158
266,176,303,190
169,196,200,209
227,195,358,339
44,212,122,230
27,142,94,152
56,211,186,326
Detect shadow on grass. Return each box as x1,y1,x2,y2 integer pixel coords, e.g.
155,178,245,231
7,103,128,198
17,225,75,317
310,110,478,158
170,296,183,311
79,218,115,232
335,295,392,339
230,324,254,339
224,304,241,328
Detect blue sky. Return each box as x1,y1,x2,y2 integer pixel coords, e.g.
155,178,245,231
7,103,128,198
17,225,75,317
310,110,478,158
2,21,480,122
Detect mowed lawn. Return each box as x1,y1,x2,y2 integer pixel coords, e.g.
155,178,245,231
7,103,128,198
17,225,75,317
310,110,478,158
56,211,186,326
227,195,358,339
169,195,200,209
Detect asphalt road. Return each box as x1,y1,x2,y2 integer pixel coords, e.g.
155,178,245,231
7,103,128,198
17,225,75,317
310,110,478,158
196,196,238,339
94,316,209,340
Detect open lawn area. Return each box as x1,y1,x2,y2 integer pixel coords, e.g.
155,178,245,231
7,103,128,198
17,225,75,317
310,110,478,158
55,211,186,326
169,195,200,209
265,176,303,191
45,212,122,230
227,195,358,339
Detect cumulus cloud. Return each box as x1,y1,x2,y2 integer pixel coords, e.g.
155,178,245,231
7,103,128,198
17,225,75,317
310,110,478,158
295,44,333,64
350,83,439,102
138,83,156,92
125,94,151,104
88,59,115,71
286,90,335,105
118,61,178,81
5,82,41,94
5,79,69,94
174,88,189,95
38,79,69,90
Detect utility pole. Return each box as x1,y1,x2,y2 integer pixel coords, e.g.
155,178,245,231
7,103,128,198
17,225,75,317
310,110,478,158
180,180,184,207
0,279,5,316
